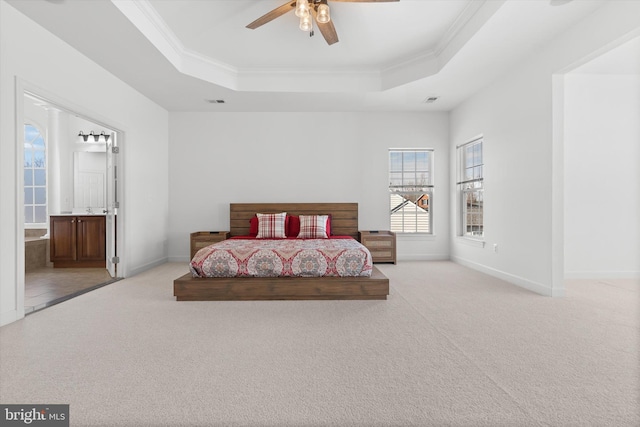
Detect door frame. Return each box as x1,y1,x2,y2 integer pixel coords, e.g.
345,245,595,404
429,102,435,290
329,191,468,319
15,78,126,318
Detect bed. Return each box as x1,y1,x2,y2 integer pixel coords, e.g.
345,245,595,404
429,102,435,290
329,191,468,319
173,203,390,301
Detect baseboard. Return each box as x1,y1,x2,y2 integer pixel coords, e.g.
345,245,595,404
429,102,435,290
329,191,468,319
1,309,18,327
451,256,564,297
168,256,190,263
398,254,450,261
128,257,169,277
564,270,640,280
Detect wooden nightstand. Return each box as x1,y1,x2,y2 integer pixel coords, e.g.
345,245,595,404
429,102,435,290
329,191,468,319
358,231,396,264
190,231,230,259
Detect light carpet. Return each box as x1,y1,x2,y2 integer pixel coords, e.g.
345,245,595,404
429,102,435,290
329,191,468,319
0,261,638,426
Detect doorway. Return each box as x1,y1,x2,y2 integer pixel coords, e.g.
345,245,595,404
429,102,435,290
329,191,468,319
21,90,123,313
563,36,640,281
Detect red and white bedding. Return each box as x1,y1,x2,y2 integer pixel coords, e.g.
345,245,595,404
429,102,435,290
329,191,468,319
190,236,373,278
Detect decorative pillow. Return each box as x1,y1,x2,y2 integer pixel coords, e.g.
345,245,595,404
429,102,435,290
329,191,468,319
286,215,300,237
249,216,259,237
287,214,331,237
297,215,329,239
256,212,287,239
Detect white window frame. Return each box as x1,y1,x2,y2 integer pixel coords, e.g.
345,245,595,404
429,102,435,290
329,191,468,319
457,137,484,240
24,123,48,229
389,148,434,234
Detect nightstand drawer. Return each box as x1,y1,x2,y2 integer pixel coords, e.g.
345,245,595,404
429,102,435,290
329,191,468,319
365,239,393,248
193,240,215,251
370,249,394,259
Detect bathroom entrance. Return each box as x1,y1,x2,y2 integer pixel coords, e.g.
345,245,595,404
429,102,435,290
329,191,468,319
22,90,122,313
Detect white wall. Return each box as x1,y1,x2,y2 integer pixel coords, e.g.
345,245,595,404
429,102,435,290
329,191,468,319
168,112,449,262
0,1,170,326
449,1,640,296
564,74,640,278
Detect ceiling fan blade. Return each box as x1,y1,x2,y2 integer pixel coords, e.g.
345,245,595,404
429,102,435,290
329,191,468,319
311,9,339,45
246,1,296,30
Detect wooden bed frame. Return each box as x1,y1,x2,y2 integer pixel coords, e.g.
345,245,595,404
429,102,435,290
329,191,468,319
173,203,389,301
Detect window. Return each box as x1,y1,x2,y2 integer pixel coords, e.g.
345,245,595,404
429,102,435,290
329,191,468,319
389,149,433,233
24,124,47,225
457,137,483,238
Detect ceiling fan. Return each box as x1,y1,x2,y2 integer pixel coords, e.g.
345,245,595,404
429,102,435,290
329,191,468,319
246,0,400,46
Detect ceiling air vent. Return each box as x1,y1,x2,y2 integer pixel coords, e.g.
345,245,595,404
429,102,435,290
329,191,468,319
423,96,439,104
206,99,225,104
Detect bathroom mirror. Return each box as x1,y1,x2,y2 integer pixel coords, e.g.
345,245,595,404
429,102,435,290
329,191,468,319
73,151,106,211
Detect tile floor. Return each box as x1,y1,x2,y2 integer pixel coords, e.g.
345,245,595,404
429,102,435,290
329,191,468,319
25,267,117,314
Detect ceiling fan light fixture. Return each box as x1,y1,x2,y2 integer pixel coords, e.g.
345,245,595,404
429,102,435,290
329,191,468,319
295,0,310,18
299,14,312,32
247,0,400,45
317,3,330,24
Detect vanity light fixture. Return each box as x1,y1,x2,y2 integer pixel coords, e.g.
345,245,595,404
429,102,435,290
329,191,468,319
78,131,110,143
78,131,90,142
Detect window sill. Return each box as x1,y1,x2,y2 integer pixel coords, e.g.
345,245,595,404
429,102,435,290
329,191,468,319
456,237,485,248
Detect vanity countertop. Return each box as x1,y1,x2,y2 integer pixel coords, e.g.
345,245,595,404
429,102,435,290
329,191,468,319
51,213,106,216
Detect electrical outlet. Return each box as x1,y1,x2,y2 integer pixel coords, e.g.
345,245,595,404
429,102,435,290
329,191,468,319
493,244,498,253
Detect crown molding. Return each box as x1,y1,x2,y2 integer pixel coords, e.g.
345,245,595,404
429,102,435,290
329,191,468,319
111,0,185,69
112,0,503,93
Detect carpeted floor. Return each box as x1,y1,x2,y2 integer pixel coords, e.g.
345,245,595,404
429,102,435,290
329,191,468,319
0,261,638,426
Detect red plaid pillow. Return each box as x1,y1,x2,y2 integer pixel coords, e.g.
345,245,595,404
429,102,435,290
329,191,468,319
256,212,287,239
297,215,329,239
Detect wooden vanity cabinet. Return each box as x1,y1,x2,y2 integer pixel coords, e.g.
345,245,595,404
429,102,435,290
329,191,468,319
50,215,106,267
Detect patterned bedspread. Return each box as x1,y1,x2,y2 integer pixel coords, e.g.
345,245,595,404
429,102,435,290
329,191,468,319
190,237,373,278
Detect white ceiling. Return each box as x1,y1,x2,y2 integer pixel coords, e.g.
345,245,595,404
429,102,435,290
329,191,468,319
8,0,624,112
148,0,471,69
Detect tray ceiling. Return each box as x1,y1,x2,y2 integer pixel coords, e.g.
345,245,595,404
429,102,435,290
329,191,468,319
8,0,612,111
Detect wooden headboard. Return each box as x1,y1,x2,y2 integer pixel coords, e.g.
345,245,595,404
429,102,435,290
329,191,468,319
230,203,359,239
